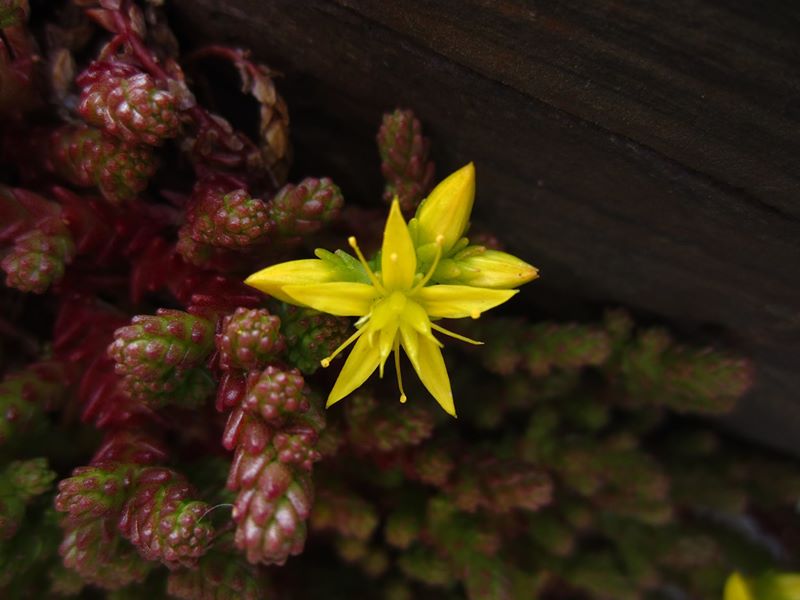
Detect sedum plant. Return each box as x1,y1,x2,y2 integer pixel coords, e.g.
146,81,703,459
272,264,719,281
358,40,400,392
0,2,795,600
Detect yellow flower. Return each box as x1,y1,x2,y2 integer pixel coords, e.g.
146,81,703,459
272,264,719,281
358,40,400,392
245,164,537,416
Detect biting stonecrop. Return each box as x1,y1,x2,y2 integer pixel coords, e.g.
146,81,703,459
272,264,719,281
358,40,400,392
246,163,538,416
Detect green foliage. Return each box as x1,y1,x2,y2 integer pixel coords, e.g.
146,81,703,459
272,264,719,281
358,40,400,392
108,310,216,407
183,184,272,249
0,506,63,598
269,177,344,238
311,482,379,542
0,457,55,539
377,109,435,213
397,547,456,588
218,308,285,371
59,518,152,590
278,304,351,374
614,327,753,414
167,545,268,600
118,467,215,568
344,393,435,453
0,362,68,446
0,1,27,29
48,125,159,204
1,226,75,293
225,405,323,565
0,2,787,595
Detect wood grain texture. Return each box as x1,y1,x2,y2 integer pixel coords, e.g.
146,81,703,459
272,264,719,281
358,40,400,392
168,0,800,453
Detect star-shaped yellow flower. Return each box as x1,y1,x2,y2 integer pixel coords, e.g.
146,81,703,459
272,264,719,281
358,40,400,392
245,163,537,416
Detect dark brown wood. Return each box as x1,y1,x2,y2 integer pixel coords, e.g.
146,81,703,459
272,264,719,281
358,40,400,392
168,0,800,453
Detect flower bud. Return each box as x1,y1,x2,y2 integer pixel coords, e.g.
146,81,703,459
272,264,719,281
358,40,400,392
439,246,538,289
414,162,474,254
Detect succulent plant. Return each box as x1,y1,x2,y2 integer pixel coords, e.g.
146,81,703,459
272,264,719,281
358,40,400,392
0,3,788,600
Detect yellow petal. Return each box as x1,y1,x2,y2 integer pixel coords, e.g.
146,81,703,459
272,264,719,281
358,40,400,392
415,163,475,254
415,285,517,319
449,248,539,289
282,282,378,316
378,320,399,377
405,334,456,416
326,332,382,407
381,199,417,290
399,323,419,366
245,259,340,303
724,573,752,600
401,298,432,336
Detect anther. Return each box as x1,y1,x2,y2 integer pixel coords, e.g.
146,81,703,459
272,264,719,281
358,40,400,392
320,327,366,368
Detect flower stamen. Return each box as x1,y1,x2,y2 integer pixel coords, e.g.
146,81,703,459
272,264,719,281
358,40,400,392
348,236,385,293
320,326,367,368
430,322,483,345
412,234,445,293
394,337,407,403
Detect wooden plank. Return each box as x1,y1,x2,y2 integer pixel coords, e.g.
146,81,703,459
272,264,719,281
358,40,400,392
168,0,800,453
337,1,800,215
